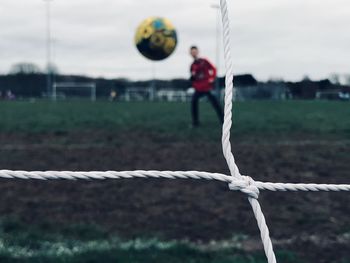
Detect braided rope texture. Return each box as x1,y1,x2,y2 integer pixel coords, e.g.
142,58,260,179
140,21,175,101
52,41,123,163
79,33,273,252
220,0,277,260
0,1,349,262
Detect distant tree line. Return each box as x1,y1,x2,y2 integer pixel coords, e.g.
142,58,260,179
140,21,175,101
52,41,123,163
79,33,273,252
0,62,349,99
0,74,191,98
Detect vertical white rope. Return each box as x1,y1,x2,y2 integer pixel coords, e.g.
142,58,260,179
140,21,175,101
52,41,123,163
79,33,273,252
219,1,277,262
219,0,241,179
249,198,277,263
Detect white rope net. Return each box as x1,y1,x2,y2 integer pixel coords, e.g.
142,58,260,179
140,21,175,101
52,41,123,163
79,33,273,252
1,1,349,262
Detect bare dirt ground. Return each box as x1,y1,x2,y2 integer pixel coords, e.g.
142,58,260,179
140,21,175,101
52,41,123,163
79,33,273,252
0,131,349,262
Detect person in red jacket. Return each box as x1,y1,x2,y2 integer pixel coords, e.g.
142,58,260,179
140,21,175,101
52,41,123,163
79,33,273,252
190,46,223,127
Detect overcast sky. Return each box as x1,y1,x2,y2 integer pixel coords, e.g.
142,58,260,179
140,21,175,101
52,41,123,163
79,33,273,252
0,0,349,81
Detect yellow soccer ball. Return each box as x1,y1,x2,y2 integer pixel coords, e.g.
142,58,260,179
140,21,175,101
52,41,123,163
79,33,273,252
135,17,178,61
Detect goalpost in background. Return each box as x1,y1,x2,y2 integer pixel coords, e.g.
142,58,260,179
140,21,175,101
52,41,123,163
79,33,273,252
52,82,97,102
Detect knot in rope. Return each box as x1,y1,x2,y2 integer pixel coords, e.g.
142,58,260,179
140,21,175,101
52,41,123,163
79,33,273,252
229,176,260,199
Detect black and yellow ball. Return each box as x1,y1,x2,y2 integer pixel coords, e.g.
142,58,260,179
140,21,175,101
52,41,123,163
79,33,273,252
135,17,178,61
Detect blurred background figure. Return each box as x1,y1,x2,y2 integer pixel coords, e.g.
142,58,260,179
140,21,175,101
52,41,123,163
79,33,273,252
6,90,16,101
110,89,118,102
189,46,223,127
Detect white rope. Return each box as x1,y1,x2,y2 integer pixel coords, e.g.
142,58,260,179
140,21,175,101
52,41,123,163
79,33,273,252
220,0,241,179
219,0,277,262
1,170,349,194
0,1,348,262
255,182,350,192
218,1,347,262
249,197,276,263
0,170,230,182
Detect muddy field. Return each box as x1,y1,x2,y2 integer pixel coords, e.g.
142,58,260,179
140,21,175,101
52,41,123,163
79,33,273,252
0,130,349,262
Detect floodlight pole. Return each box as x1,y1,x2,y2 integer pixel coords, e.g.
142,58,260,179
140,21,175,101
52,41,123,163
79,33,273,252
211,4,221,99
44,0,53,100
150,63,156,101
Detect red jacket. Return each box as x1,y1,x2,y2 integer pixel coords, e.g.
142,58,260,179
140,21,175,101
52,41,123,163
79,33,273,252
190,58,217,92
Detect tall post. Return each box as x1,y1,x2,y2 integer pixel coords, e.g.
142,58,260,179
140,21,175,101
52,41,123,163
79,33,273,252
44,0,53,99
150,63,156,101
211,4,221,99
91,84,97,102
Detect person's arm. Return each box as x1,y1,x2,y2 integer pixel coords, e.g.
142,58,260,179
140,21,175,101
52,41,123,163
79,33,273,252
190,63,196,82
205,59,217,83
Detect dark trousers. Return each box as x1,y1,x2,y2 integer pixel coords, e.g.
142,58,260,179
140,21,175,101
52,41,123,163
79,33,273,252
191,91,224,126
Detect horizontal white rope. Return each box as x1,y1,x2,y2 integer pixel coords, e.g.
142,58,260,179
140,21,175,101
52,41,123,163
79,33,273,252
0,170,348,194
0,170,230,182
255,181,350,192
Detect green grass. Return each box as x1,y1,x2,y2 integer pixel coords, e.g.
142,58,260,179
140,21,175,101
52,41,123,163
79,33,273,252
0,100,349,262
0,218,300,263
0,100,349,140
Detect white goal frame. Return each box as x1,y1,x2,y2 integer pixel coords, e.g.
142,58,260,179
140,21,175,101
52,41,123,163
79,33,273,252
52,82,97,102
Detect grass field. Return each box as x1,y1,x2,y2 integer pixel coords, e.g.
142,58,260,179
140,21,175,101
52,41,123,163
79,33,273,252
0,100,349,263
0,100,349,139
0,218,300,263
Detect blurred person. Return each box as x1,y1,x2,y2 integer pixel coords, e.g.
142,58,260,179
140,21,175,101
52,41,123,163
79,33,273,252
189,46,223,127
110,89,117,102
6,90,15,100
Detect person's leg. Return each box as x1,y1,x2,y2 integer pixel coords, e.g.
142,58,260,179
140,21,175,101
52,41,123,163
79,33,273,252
191,91,203,126
207,92,224,124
